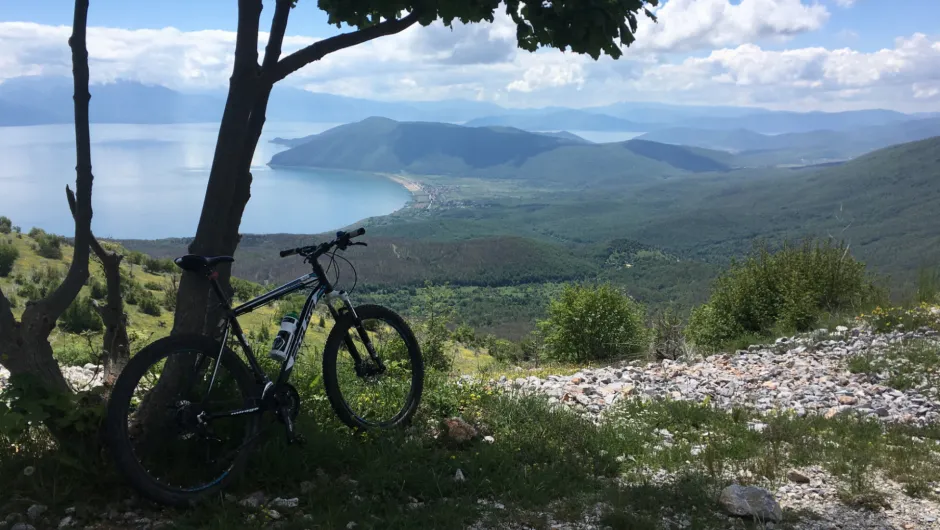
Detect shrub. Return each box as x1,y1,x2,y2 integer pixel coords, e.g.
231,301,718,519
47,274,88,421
143,280,163,291
538,283,648,363
862,303,940,333
452,323,476,345
0,216,11,234
915,267,940,304
231,277,263,301
126,251,147,266
18,282,41,302
60,295,103,333
138,291,162,316
143,256,175,274
0,240,18,276
413,282,455,372
651,307,684,361
34,232,63,260
686,239,883,352
88,276,108,300
162,275,179,311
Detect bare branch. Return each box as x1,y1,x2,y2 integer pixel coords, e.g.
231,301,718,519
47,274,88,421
38,0,95,319
66,185,112,261
269,11,422,84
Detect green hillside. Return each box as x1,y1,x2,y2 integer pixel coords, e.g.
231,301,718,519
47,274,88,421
268,118,731,185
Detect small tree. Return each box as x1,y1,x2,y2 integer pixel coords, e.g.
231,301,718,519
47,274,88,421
0,240,18,277
413,282,456,371
0,216,12,234
538,283,648,363
60,295,104,333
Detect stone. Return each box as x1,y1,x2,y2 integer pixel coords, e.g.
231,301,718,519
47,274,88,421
58,519,75,530
346,522,357,529
838,395,858,405
718,485,782,523
270,498,299,509
824,407,841,419
11,524,36,530
239,491,266,509
454,469,466,482
26,506,46,521
483,435,495,444
266,510,281,520
786,470,811,484
442,417,477,444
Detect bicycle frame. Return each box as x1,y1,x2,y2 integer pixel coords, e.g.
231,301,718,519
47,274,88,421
199,257,376,437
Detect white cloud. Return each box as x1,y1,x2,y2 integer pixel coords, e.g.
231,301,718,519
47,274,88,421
633,0,829,52
1,2,939,113
833,0,857,7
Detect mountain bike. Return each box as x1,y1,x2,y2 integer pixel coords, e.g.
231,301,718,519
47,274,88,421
106,228,424,506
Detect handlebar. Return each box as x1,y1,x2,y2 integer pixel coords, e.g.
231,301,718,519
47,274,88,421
279,227,366,258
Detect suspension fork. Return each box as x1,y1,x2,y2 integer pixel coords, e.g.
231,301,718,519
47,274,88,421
328,292,386,375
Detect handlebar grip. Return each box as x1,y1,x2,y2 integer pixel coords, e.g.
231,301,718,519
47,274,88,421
279,248,297,258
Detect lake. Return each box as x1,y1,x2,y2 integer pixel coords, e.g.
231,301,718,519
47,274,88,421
0,123,412,239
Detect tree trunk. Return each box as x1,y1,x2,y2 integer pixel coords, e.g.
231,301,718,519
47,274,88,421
0,0,95,396
67,186,129,386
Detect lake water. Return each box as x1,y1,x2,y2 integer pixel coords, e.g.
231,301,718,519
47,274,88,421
0,123,412,239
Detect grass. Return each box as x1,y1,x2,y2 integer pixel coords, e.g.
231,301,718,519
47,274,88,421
3,360,939,529
847,338,940,399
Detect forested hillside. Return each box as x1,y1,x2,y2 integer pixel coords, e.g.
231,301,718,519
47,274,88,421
267,118,732,183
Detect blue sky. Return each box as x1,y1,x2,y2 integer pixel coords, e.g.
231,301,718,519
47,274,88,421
2,0,939,111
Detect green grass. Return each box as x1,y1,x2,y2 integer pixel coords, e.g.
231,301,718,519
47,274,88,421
4,361,938,529
847,338,940,398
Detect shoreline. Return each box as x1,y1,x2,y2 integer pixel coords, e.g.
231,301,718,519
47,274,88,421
268,163,431,211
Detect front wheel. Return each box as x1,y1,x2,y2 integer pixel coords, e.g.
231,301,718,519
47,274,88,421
323,304,424,429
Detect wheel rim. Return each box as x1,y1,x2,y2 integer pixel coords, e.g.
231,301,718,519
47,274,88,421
333,315,419,427
120,348,256,493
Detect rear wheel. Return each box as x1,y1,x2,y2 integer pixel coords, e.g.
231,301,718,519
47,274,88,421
323,304,424,429
106,335,261,506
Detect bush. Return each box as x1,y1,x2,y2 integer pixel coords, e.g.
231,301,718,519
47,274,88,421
138,291,162,316
452,323,476,345
538,283,648,363
651,307,684,361
686,239,883,352
34,232,63,260
88,276,107,300
143,281,163,291
231,277,264,301
125,251,147,266
0,216,11,234
413,282,455,372
0,240,18,277
60,295,103,333
143,256,175,274
162,275,179,311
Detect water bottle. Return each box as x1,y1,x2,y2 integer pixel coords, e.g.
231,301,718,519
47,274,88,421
269,312,299,362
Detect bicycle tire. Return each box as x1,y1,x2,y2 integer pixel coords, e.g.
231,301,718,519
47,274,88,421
106,334,261,506
323,304,424,430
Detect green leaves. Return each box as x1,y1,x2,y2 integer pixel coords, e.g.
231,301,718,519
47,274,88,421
313,0,657,60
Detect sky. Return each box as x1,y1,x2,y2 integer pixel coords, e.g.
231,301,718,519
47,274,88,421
1,0,939,112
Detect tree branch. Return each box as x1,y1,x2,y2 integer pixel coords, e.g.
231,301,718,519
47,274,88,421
39,0,94,320
269,11,422,84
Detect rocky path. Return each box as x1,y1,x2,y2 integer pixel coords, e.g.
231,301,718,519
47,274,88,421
494,327,940,425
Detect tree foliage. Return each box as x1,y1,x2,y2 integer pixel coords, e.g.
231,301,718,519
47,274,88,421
538,282,647,363
0,240,18,277
686,239,885,352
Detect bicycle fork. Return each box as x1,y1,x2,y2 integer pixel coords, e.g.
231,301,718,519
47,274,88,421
328,292,386,377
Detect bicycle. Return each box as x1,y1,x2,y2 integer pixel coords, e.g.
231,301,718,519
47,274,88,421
106,228,424,506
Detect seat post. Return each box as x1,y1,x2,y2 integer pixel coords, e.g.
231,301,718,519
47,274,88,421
207,271,233,311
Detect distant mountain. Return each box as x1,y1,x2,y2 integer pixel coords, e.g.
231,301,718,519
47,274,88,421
637,119,940,166
464,110,653,132
676,109,910,134
536,131,591,143
268,117,731,184
0,76,223,124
